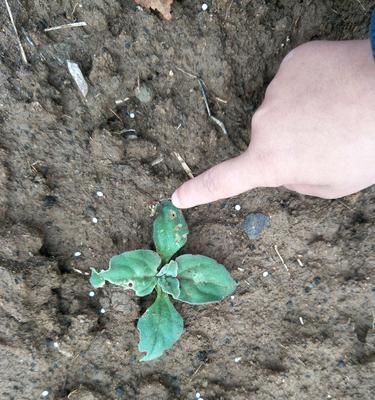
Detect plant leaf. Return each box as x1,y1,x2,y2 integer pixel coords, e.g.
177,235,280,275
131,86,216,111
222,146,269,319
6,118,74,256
158,275,180,298
156,260,178,277
134,0,174,20
90,250,160,296
157,260,180,297
153,200,189,263
137,287,183,361
173,254,237,304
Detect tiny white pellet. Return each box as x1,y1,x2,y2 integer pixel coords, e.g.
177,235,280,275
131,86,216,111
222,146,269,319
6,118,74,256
195,393,201,399
96,191,104,197
234,357,242,363
299,317,304,325
92,217,98,224
202,3,208,11
169,70,174,77
263,271,269,277
129,112,135,119
234,204,241,211
74,251,81,257
230,295,235,300
89,291,95,297
53,342,59,348
100,308,106,314
41,391,49,397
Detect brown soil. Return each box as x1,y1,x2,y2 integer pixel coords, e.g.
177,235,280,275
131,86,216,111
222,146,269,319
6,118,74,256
0,1,374,399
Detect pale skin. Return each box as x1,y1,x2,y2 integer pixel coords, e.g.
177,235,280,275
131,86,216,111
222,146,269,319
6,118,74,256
172,40,375,209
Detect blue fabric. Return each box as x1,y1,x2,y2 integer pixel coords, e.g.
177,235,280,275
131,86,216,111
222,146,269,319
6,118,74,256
371,10,375,59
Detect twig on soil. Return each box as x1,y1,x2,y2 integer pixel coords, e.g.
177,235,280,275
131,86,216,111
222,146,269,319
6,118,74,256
115,128,137,135
215,96,228,104
175,66,197,79
210,115,228,136
67,388,79,399
71,2,81,17
115,97,130,105
44,21,87,32
336,199,354,211
173,152,194,179
198,78,228,136
355,0,367,12
189,362,204,382
109,108,123,122
72,268,89,276
67,60,88,97
151,155,164,167
175,66,228,135
274,245,289,273
225,0,234,20
198,79,211,116
3,0,28,64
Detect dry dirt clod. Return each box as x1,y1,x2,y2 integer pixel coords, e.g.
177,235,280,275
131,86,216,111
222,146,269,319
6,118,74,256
135,0,174,20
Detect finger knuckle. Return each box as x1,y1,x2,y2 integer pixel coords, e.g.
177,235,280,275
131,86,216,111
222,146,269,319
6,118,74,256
251,108,267,132
281,41,321,65
201,168,220,197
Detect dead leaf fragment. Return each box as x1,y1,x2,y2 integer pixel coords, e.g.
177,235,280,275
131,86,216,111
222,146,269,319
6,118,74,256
135,0,174,20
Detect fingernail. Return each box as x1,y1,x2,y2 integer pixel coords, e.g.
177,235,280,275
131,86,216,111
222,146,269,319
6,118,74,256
171,191,181,208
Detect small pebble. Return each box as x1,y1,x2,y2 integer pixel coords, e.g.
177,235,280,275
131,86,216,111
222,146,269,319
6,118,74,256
96,191,104,197
92,217,98,224
116,387,125,398
243,213,270,240
41,391,49,397
234,357,242,363
135,85,153,103
313,276,321,285
197,350,208,362
263,271,269,277
129,112,135,119
230,295,235,300
234,204,241,211
74,251,81,257
89,291,95,297
100,308,106,314
169,70,174,77
43,195,58,208
202,3,208,11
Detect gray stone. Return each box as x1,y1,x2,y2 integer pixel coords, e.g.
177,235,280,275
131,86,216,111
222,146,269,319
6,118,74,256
243,213,270,239
135,85,153,103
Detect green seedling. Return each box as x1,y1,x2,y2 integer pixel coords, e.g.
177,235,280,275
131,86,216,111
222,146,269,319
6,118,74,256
90,200,237,361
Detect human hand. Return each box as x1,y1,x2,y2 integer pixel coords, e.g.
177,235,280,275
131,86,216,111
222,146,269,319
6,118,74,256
172,40,375,209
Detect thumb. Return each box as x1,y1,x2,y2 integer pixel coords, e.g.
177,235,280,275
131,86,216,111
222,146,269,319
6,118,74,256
171,151,266,208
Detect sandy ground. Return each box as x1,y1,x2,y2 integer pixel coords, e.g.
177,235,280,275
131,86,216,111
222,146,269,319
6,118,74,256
0,1,374,399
